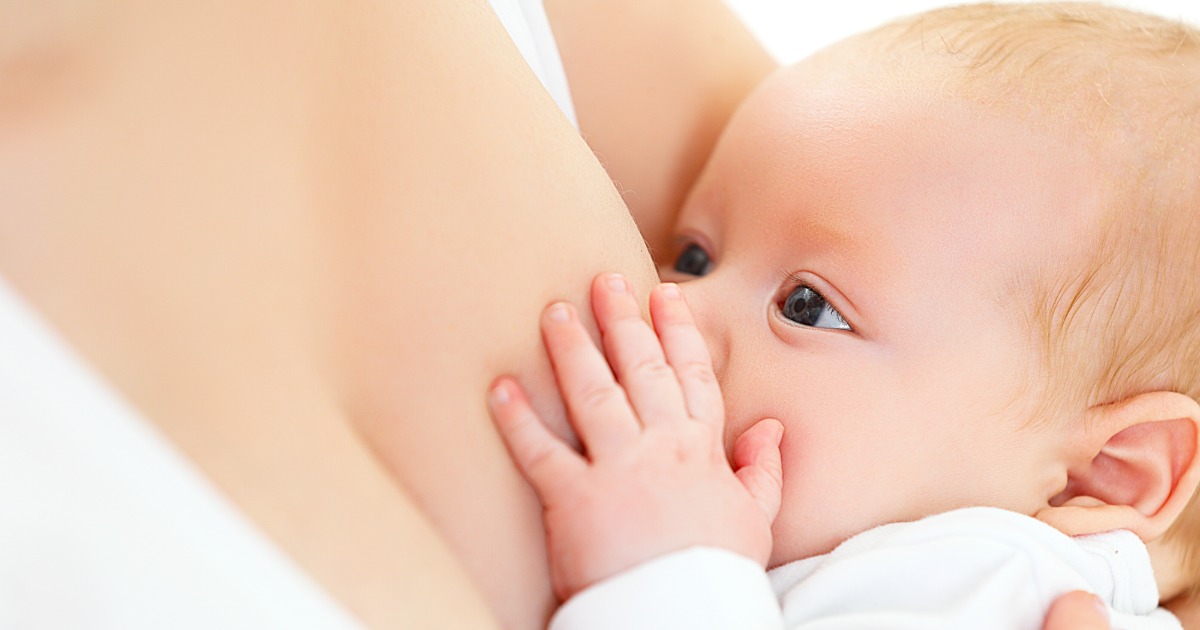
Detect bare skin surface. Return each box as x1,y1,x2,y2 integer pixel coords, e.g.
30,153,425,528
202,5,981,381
0,0,776,626
0,1,1142,628
546,0,777,262
0,0,660,627
1170,594,1200,628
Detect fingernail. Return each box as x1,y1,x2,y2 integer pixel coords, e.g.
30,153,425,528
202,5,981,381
606,274,627,293
489,382,510,406
661,283,681,300
1088,594,1108,618
548,303,570,322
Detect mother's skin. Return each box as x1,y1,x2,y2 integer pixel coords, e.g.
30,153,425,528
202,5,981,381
0,0,770,627
0,0,1144,628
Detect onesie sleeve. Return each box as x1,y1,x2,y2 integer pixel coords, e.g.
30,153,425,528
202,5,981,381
548,547,784,630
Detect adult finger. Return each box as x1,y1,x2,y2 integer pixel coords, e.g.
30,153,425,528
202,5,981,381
541,301,640,457
1042,591,1111,630
650,283,724,428
488,378,586,501
592,274,689,428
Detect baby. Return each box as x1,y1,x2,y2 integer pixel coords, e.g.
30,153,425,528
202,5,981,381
488,3,1200,628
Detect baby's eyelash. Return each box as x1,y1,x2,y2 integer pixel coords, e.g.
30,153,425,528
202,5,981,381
779,270,848,324
780,270,812,291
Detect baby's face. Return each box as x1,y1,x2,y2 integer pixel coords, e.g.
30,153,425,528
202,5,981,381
663,56,1108,566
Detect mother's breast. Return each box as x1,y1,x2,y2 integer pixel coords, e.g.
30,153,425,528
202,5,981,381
313,2,659,627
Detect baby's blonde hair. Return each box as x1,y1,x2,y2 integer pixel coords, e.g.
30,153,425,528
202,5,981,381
871,2,1200,590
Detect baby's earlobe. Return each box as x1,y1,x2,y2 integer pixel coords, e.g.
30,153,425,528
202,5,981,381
1035,500,1147,538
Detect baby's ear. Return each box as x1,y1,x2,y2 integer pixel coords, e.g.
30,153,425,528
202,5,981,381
1035,391,1200,541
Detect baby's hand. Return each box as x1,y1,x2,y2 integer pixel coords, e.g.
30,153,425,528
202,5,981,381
488,274,784,601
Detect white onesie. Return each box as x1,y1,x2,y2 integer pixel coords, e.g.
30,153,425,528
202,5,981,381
550,507,1180,630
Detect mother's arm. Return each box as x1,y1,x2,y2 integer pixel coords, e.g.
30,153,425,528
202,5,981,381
546,0,778,261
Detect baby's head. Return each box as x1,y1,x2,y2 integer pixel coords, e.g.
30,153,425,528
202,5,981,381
663,1,1200,586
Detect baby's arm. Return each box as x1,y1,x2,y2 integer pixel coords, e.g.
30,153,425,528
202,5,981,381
488,274,783,617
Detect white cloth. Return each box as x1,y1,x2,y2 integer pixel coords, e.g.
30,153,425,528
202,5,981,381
0,279,365,629
550,507,1180,630
487,0,578,127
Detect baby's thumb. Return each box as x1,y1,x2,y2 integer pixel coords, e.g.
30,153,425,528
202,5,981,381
733,418,784,523
1042,591,1111,630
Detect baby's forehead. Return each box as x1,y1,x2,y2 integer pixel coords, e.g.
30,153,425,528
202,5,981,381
750,24,1160,225
769,34,1074,139
713,3,1199,277
721,86,1096,275
702,51,1129,335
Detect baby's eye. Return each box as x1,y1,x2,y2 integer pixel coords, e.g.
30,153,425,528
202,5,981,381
673,243,714,277
781,286,851,331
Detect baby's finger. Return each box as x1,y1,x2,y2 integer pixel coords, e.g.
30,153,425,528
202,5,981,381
488,378,586,502
541,302,640,457
650,283,724,428
733,419,785,523
592,274,688,428
1042,591,1111,630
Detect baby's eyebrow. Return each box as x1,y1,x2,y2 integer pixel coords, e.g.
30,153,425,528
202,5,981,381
784,205,864,255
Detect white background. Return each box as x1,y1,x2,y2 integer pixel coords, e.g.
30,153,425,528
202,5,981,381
723,1,1200,63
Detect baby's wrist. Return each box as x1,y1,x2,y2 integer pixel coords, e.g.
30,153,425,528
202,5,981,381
552,547,781,630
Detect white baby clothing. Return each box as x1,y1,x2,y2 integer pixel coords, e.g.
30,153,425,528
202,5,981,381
550,507,1180,630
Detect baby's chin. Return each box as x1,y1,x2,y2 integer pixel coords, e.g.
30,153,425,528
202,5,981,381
767,522,848,569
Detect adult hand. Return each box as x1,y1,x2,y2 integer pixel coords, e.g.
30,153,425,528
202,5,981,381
1043,591,1111,630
